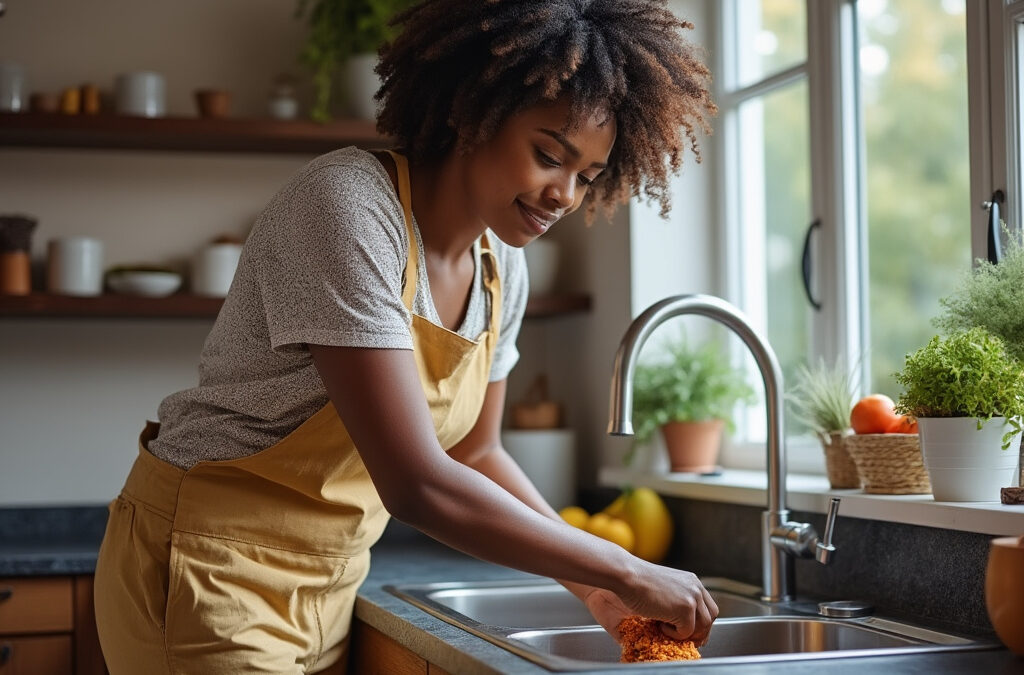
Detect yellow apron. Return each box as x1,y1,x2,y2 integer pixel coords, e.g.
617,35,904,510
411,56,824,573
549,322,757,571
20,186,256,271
94,151,502,674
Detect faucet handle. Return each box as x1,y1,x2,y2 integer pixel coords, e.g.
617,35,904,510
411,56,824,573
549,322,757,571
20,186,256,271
815,497,840,564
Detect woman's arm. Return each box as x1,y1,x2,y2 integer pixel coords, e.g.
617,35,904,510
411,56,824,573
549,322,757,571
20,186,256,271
310,344,717,643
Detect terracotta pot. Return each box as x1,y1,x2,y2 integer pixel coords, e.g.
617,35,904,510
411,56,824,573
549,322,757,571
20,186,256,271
986,535,1024,655
660,419,724,473
194,89,231,119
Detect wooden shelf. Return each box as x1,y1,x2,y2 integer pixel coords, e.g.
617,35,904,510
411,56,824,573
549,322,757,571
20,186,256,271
0,292,592,320
0,112,389,154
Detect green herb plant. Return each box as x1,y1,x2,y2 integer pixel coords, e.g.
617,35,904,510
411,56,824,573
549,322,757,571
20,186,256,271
934,227,1024,363
893,327,1024,449
786,357,854,435
295,0,411,122
631,331,756,444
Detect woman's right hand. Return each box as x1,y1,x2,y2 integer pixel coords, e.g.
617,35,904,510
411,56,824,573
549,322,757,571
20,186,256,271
617,561,719,645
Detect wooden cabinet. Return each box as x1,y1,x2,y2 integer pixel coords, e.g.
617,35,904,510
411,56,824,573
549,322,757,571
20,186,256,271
0,576,105,675
349,619,455,675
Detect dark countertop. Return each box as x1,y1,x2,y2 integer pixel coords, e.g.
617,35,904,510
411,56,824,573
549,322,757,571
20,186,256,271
2,510,1022,674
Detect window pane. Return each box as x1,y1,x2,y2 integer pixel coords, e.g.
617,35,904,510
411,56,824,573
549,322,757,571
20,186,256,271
735,0,807,88
858,0,972,396
737,81,812,437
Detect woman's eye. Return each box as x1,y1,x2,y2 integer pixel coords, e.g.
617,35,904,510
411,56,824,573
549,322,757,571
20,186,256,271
577,174,594,187
536,149,561,167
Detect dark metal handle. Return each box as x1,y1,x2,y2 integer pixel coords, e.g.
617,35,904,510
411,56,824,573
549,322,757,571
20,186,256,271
800,219,822,310
984,190,1004,265
0,644,11,666
0,588,10,603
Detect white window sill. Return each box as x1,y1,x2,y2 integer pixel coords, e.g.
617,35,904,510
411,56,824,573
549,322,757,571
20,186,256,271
599,467,1024,536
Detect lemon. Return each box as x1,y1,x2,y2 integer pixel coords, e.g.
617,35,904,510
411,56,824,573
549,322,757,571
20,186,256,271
600,493,627,518
585,512,612,535
558,505,590,529
585,513,636,553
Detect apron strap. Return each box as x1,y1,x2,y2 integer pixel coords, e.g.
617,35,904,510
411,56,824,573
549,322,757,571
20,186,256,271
385,150,418,311
479,233,503,338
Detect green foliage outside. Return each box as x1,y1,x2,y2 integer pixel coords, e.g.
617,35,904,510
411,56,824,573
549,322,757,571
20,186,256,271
631,332,756,444
295,0,413,122
934,232,1024,364
893,327,1024,449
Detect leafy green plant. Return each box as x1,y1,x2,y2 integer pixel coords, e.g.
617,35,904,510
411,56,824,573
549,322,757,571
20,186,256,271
934,228,1024,364
631,332,756,443
893,327,1024,449
295,0,411,122
786,357,854,435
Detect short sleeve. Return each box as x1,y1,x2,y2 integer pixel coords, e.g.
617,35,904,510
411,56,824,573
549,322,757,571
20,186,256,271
252,162,414,352
489,243,528,381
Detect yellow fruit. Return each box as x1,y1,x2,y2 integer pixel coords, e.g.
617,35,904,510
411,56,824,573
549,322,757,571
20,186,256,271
601,493,627,518
600,518,636,552
585,512,636,553
620,487,674,563
559,505,590,529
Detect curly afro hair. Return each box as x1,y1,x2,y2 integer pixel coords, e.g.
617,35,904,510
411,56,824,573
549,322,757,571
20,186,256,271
375,0,716,220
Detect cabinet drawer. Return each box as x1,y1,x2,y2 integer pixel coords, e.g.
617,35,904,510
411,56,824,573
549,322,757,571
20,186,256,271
0,635,73,675
0,578,73,634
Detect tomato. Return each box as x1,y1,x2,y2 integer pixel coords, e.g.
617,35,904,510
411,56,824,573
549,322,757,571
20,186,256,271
851,394,900,434
887,415,919,434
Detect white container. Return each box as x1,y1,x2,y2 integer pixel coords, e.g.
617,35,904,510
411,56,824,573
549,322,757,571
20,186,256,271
115,71,166,117
47,237,104,296
192,243,242,297
918,417,1022,502
0,61,26,113
343,53,381,121
523,238,559,297
501,428,576,510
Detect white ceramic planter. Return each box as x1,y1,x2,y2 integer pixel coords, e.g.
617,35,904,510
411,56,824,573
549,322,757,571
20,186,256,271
917,417,1021,502
343,53,381,120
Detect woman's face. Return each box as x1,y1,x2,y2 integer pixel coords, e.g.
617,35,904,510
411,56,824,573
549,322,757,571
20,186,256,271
461,98,616,247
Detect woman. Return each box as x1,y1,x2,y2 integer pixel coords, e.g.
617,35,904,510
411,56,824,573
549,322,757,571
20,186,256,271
94,1,718,672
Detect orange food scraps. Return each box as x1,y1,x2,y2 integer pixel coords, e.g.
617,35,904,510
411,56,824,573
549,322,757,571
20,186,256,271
618,615,702,663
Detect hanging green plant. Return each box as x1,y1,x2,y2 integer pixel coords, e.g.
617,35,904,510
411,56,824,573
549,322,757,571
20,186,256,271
295,0,412,122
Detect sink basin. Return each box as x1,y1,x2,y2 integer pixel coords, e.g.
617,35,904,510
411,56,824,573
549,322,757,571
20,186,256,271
399,576,777,628
386,577,998,670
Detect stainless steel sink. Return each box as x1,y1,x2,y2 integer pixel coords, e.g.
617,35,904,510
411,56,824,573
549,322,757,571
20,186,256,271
386,577,998,671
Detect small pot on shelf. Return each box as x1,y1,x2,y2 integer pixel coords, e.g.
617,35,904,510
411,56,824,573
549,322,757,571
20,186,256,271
660,419,723,473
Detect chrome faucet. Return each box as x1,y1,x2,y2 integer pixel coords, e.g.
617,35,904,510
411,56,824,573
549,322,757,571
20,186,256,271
607,294,840,602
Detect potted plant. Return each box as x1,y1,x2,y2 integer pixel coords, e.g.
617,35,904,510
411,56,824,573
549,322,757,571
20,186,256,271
893,326,1024,501
786,358,860,488
934,231,1024,484
632,331,755,472
295,0,412,122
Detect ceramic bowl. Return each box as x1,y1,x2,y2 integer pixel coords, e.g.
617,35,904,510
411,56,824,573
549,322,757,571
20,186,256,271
107,270,182,297
985,535,1024,655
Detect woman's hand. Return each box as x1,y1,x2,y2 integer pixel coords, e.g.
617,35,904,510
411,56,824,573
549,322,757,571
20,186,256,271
616,563,719,646
580,587,634,641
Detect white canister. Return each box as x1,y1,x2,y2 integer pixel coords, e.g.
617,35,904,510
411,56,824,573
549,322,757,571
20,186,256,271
47,237,104,296
0,61,27,113
501,428,577,510
115,71,166,117
192,243,242,297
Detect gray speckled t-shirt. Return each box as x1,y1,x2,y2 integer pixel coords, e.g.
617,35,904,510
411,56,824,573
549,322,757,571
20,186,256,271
149,147,528,470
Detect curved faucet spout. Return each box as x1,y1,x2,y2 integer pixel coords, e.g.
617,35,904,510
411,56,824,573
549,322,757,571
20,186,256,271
607,294,803,602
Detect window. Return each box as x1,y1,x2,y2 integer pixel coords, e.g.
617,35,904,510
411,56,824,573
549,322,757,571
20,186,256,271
714,0,1001,471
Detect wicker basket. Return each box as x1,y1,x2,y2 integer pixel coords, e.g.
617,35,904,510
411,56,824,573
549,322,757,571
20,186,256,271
844,433,932,494
818,432,861,489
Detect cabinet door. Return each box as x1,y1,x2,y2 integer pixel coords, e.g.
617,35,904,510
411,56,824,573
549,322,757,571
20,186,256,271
350,620,427,675
0,578,73,633
0,635,73,675
73,576,106,675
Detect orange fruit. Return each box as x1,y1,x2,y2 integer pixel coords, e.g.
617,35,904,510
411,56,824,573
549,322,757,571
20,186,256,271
851,394,899,434
559,506,590,529
887,415,919,434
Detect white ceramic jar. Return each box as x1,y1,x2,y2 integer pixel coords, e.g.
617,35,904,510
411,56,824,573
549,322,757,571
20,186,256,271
115,71,166,117
47,237,104,296
192,243,242,297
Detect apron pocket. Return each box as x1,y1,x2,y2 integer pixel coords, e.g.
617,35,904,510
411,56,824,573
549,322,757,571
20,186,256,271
164,531,351,673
